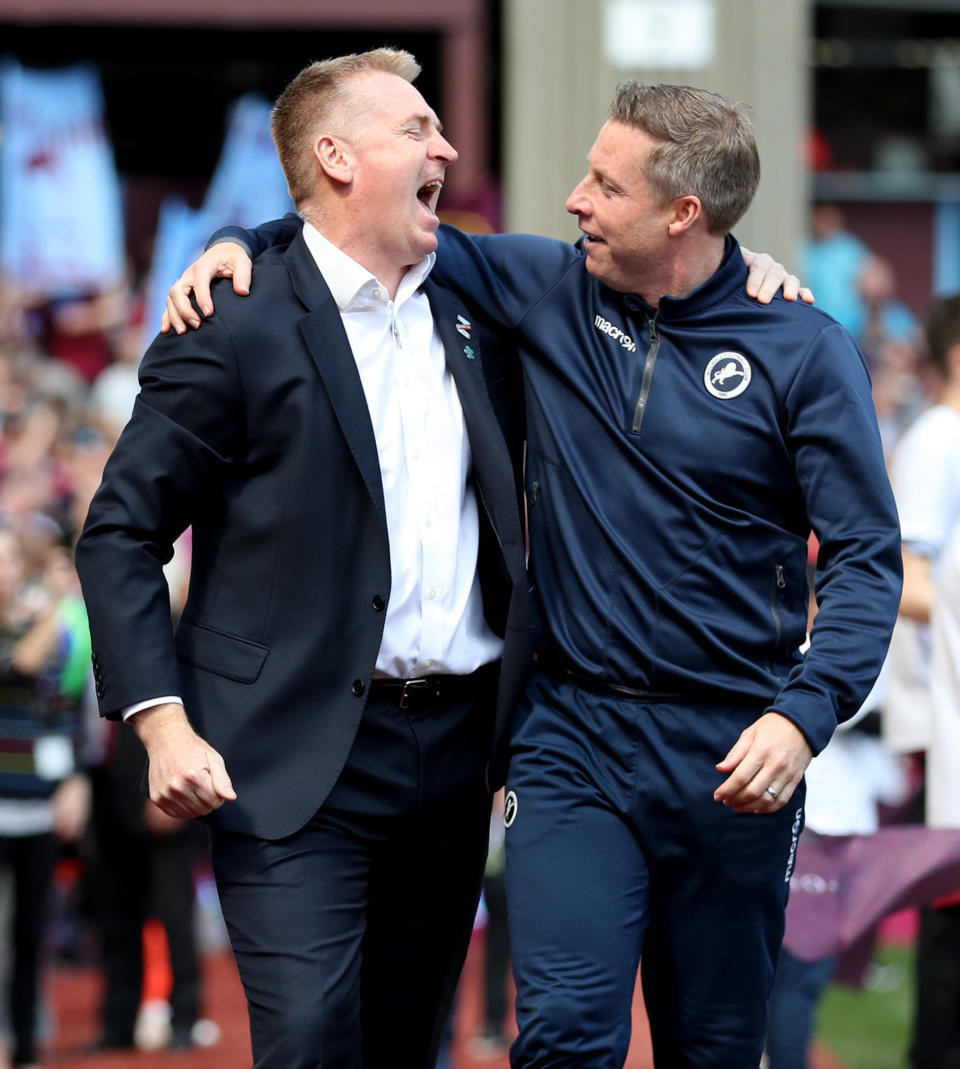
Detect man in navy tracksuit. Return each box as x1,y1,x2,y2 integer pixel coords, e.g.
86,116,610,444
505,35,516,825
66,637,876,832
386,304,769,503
169,83,900,1069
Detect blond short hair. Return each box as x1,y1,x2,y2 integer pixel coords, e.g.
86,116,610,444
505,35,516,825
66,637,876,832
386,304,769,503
271,48,421,204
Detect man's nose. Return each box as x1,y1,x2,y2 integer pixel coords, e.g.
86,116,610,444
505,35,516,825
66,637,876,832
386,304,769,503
432,132,459,164
565,179,587,215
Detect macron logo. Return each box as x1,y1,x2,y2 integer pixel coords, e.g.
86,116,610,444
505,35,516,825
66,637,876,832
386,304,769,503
594,315,637,353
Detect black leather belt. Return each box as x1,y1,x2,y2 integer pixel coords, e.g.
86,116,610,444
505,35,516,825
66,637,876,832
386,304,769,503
367,669,489,711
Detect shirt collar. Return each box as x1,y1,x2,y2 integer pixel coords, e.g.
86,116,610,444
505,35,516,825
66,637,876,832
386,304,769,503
301,220,436,310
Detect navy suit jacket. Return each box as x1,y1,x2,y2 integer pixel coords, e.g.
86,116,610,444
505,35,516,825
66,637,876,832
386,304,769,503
76,231,530,840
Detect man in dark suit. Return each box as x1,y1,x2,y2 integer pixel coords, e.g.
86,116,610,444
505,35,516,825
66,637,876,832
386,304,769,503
75,48,529,1069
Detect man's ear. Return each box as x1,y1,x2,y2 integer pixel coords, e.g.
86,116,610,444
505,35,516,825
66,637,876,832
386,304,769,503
666,195,702,236
314,135,353,186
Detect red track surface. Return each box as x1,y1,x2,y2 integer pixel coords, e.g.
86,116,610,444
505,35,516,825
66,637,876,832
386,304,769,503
42,937,848,1068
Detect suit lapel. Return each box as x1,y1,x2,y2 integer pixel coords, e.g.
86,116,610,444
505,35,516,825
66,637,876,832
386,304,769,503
427,282,497,449
426,282,522,552
283,235,388,529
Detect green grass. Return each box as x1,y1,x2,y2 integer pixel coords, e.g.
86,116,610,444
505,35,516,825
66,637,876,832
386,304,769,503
816,945,914,1069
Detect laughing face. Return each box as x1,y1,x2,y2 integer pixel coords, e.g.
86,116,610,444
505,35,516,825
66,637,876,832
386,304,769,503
565,120,676,296
339,70,457,287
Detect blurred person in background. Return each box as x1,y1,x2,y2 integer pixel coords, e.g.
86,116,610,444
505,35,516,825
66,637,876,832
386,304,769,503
882,292,960,1069
921,513,960,1069
883,295,960,762
857,255,920,360
29,283,128,387
0,525,89,1069
804,202,872,337
764,565,907,1069
86,721,213,1053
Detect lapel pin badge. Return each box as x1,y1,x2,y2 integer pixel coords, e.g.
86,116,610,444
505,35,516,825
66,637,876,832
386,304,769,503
464,345,475,360
456,314,473,339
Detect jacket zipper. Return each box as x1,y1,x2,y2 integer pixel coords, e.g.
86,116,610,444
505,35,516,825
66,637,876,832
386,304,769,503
632,313,661,435
769,563,785,659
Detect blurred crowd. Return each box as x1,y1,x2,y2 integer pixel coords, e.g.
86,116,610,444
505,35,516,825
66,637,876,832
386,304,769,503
0,269,210,1067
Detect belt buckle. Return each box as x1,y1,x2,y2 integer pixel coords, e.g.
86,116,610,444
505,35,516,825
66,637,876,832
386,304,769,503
399,677,430,709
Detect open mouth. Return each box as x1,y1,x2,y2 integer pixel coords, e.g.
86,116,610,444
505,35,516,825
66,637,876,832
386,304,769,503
581,228,604,244
417,179,444,214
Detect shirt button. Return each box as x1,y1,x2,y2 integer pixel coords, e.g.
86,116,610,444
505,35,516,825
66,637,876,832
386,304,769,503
425,517,433,528
424,659,434,669
352,679,365,697
371,595,386,612
372,288,382,299
428,589,437,600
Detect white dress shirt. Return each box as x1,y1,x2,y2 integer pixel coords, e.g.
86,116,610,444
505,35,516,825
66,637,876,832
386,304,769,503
124,222,501,718
302,222,501,677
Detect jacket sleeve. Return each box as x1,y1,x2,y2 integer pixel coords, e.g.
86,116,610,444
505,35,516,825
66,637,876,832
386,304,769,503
207,213,301,256
75,311,245,718
430,226,581,333
771,321,902,753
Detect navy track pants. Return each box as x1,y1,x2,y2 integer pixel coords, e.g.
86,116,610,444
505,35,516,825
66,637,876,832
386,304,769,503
504,671,805,1069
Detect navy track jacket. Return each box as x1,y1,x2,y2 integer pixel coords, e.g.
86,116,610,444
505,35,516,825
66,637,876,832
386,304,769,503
218,220,902,756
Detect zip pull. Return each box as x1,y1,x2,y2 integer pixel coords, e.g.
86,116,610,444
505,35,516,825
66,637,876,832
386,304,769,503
775,564,785,589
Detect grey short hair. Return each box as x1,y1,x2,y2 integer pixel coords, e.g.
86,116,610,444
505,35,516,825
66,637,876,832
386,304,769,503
608,82,760,235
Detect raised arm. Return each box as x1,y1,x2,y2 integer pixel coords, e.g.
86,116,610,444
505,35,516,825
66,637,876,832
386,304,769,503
162,215,300,334
162,219,812,333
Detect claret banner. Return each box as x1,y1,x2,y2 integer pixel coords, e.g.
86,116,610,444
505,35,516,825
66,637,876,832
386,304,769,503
0,58,125,295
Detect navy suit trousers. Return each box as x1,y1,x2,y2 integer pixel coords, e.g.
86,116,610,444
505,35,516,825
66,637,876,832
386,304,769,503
211,688,493,1069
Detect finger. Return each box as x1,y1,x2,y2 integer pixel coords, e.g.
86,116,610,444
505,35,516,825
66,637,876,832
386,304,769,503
151,792,202,820
781,274,801,302
207,752,237,802
715,729,752,773
799,286,815,305
153,766,219,816
193,273,214,318
730,768,804,814
232,257,252,296
733,780,798,814
172,282,202,328
714,755,763,803
164,293,193,335
164,295,187,335
755,265,787,305
179,765,229,811
720,773,770,811
727,774,781,812
744,254,774,298
160,308,171,335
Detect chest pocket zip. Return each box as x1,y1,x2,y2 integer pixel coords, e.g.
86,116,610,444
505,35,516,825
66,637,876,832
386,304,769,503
632,314,660,435
768,563,786,668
